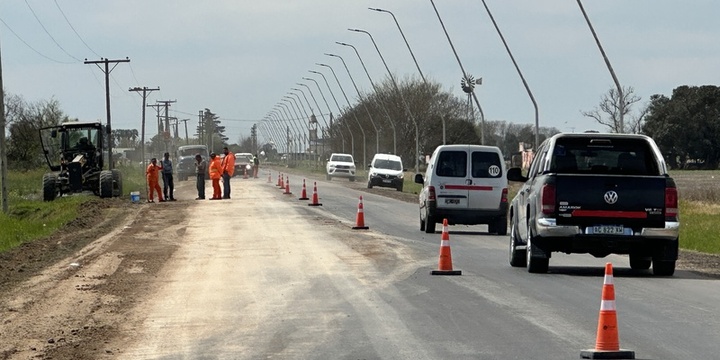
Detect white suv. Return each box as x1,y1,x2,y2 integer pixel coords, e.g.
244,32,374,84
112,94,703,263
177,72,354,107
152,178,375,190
326,153,356,181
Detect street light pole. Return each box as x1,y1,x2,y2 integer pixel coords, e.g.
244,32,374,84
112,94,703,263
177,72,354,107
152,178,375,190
310,70,355,159
369,7,448,145
348,28,420,173
287,93,312,160
336,42,397,155
428,0,486,144
276,105,298,161
303,77,345,151
280,101,304,160
325,53,380,155
292,87,322,164
478,0,540,148
318,63,368,169
577,0,624,133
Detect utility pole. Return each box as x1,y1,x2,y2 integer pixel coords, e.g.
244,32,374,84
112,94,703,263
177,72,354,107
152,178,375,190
84,57,130,169
129,86,159,196
156,100,176,154
198,110,204,145
181,119,190,144
0,41,8,213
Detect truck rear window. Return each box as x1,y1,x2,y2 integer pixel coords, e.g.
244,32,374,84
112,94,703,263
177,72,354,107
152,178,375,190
550,137,659,175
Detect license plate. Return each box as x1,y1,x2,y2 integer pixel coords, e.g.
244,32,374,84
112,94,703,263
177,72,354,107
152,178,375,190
445,199,460,205
588,225,624,235
382,179,392,183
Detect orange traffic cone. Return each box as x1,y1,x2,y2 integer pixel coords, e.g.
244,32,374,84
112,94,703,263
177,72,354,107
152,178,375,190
267,171,272,183
277,173,282,187
308,182,322,207
581,263,635,359
278,174,284,188
283,178,292,195
352,196,369,229
298,179,309,200
431,219,461,275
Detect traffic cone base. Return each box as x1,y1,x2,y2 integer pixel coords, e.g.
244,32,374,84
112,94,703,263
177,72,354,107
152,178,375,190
283,179,292,195
308,182,323,206
298,179,309,200
352,196,369,229
580,263,634,359
431,219,461,276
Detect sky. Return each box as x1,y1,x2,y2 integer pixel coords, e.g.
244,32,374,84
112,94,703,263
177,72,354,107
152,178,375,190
1,0,718,145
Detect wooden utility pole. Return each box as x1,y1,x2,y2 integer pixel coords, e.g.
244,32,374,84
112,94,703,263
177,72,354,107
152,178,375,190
0,41,8,213
84,57,130,169
180,119,190,144
156,100,176,154
129,86,159,197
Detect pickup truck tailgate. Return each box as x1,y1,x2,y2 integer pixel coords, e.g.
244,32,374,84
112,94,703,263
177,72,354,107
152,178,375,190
554,174,666,229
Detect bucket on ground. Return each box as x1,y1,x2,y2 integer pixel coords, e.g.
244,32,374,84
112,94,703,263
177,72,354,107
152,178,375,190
130,191,140,203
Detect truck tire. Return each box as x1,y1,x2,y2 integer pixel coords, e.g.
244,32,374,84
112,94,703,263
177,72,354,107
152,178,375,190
367,181,373,189
99,170,114,198
42,173,58,202
326,174,332,181
349,177,355,182
396,183,403,192
496,216,508,236
509,217,526,267
652,260,676,276
629,254,651,270
652,240,678,276
111,169,123,198
526,221,549,273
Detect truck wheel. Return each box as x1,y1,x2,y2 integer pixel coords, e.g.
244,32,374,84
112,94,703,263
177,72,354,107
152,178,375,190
367,181,373,189
424,208,436,234
652,260,676,276
326,174,332,181
488,222,497,234
420,210,426,232
526,222,549,273
509,218,526,267
349,177,355,182
629,254,651,270
652,240,678,276
99,170,114,198
111,169,123,197
396,183,403,192
42,173,58,202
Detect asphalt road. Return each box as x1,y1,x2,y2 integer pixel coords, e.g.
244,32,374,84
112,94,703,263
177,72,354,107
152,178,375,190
116,171,720,359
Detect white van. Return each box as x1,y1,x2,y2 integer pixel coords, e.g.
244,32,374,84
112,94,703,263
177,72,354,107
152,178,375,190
367,153,405,191
414,145,508,234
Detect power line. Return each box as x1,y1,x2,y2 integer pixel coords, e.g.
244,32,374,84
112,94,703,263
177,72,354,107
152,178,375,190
53,0,100,57
24,0,82,62
0,16,73,64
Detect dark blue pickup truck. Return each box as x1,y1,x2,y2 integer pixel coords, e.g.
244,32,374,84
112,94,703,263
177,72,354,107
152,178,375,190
507,133,679,276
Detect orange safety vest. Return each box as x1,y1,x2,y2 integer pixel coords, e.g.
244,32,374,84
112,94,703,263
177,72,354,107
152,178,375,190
222,152,236,177
209,157,222,180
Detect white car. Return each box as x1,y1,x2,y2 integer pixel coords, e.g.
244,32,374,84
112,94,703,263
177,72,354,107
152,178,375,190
326,153,356,181
367,153,405,191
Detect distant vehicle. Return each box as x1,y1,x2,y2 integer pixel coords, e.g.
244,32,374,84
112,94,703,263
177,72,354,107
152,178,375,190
176,145,209,181
39,121,122,201
367,153,405,191
506,132,679,275
234,152,254,177
415,145,508,235
326,153,356,181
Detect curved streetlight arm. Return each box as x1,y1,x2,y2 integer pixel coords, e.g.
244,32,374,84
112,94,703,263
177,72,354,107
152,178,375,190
310,69,355,158
304,76,346,152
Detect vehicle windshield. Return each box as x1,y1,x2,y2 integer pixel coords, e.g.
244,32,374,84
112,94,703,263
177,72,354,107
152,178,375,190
179,148,207,157
331,155,353,163
374,159,402,171
436,151,467,177
550,137,660,175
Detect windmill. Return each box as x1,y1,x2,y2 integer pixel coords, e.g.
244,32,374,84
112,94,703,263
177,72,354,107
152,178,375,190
461,74,482,122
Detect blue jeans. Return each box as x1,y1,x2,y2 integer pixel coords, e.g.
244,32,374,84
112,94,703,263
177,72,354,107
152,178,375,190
222,173,231,198
196,174,205,199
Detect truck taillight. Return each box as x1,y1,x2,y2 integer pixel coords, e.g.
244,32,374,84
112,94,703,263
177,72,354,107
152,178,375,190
665,186,678,217
428,186,436,201
541,184,556,215
501,188,508,203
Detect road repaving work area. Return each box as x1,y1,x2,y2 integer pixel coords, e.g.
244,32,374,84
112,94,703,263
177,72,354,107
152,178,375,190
1,171,719,359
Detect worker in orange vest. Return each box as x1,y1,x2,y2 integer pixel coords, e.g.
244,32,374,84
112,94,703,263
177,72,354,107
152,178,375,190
208,152,223,200
146,158,164,203
221,147,236,199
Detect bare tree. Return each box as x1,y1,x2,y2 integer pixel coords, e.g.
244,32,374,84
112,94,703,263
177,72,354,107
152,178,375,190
582,86,645,133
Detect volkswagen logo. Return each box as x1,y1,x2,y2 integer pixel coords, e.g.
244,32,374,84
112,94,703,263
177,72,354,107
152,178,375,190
604,191,619,205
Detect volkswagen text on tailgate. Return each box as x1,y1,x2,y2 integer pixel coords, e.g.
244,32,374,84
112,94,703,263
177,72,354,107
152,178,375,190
507,133,679,275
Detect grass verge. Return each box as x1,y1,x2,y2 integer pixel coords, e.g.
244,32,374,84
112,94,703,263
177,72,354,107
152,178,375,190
679,200,720,254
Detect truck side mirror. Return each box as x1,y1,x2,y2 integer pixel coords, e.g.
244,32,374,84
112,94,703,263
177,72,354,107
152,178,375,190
506,167,528,182
414,173,424,184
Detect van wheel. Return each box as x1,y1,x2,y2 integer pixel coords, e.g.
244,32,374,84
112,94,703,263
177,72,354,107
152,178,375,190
424,209,436,234
326,174,331,181
496,216,507,236
349,177,355,182
420,212,426,232
396,184,403,192
367,181,373,189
